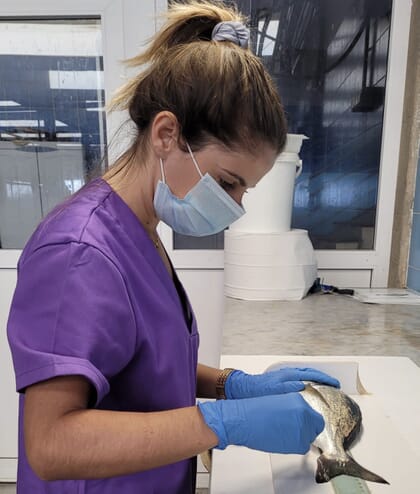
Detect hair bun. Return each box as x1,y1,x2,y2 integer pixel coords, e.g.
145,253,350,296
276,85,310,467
211,21,249,48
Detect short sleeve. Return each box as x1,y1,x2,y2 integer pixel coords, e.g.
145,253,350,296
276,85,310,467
7,242,137,405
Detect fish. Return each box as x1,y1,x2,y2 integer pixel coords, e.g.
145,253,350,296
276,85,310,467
300,382,389,484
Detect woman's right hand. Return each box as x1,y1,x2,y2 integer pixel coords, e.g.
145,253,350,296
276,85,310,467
198,393,324,454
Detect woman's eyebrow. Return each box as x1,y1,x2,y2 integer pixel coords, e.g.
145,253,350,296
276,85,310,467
221,168,248,187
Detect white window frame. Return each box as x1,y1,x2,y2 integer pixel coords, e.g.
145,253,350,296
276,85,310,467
160,0,413,287
0,0,157,268
317,0,412,287
0,1,414,288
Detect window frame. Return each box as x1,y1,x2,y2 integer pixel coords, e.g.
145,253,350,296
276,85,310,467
0,0,414,288
159,0,412,287
0,0,157,268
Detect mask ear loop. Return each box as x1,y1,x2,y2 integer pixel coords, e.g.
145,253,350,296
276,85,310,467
186,142,204,178
159,158,166,184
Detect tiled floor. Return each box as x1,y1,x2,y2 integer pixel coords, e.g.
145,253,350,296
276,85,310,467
3,292,419,494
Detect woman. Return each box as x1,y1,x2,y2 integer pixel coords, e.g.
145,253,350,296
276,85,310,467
7,1,339,493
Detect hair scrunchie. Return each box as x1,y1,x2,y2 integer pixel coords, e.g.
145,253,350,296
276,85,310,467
211,21,250,48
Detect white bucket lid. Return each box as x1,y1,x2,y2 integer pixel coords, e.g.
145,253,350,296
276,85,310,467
284,134,309,154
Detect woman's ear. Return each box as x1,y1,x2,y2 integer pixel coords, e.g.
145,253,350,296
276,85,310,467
150,111,180,158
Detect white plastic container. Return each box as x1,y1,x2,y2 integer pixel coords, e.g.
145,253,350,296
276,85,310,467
230,134,308,234
224,229,317,301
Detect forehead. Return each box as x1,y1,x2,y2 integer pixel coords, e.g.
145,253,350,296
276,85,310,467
211,143,278,187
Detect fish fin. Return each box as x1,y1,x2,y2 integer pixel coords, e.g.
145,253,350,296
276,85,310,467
316,454,389,485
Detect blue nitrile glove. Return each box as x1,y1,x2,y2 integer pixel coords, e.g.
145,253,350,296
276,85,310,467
198,393,324,454
225,367,340,399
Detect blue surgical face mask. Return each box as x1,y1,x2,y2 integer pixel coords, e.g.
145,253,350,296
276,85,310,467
153,142,245,237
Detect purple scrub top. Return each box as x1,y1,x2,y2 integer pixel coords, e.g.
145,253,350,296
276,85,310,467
7,178,200,494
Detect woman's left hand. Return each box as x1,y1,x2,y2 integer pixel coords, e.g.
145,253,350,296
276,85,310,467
224,367,340,399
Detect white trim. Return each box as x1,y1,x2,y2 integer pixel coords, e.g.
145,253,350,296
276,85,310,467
316,250,376,269
0,1,114,14
155,0,168,25
317,269,372,288
0,458,17,482
159,225,382,271
0,251,21,268
371,0,412,287
159,238,383,272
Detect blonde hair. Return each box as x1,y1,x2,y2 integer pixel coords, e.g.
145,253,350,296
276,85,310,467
106,0,287,177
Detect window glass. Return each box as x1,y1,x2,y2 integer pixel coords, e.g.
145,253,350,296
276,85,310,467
173,0,392,251
173,231,224,250
0,19,106,249
237,0,392,249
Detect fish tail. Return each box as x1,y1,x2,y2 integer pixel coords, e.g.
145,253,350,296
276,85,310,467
316,454,389,484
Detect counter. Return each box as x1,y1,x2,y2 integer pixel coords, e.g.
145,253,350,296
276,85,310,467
210,355,420,493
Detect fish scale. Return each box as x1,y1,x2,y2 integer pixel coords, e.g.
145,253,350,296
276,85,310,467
332,474,371,494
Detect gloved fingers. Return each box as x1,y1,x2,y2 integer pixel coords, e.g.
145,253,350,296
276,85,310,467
226,371,305,398
307,407,325,437
260,379,305,395
247,394,325,454
200,393,326,455
290,397,325,454
224,369,246,399
226,368,339,400
267,367,340,388
294,368,340,388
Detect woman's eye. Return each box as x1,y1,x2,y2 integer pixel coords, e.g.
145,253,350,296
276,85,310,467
219,179,235,191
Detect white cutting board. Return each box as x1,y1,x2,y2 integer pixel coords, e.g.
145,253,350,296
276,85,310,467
267,361,419,493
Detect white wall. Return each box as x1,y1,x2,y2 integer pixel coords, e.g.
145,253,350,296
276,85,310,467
177,270,225,368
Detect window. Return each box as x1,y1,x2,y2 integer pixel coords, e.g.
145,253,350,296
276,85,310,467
237,0,392,250
0,18,106,249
